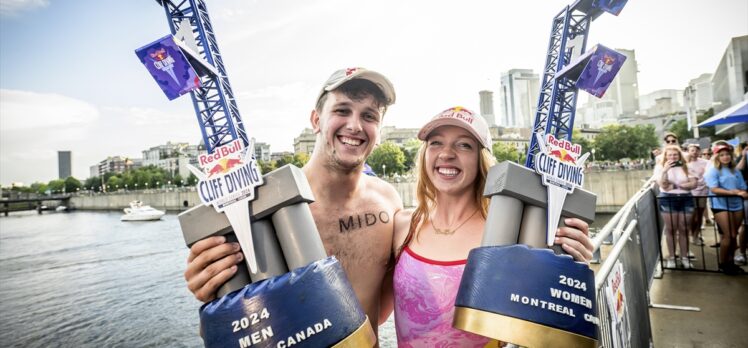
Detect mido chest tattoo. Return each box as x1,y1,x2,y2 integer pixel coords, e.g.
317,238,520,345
338,211,390,233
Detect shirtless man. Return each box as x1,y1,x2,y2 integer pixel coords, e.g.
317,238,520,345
183,67,402,340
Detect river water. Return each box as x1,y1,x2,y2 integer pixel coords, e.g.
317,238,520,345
0,210,610,347
0,210,398,347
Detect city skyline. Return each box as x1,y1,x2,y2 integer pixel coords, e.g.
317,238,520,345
1,0,747,185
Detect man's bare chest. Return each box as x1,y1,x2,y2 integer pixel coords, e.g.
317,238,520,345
310,202,395,262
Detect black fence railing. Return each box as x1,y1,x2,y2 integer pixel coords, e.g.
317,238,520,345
655,192,747,273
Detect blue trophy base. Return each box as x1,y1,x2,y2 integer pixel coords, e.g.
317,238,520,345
454,245,598,347
199,256,375,348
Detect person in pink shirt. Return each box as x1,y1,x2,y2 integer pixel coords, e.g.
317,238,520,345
383,107,593,347
687,143,710,246
654,145,697,268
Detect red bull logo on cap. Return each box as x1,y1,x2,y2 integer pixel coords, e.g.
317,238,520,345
439,106,474,124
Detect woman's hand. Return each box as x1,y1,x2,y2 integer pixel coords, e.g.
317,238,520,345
555,218,594,263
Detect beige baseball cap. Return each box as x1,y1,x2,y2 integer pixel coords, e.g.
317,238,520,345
417,106,493,153
316,67,396,106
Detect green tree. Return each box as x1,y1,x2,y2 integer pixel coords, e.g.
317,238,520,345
30,182,46,194
492,142,526,164
46,179,65,193
292,153,310,168
571,130,593,157
275,154,295,168
669,109,728,142
595,124,658,161
106,176,122,191
173,174,184,187
35,183,48,195
187,173,199,186
402,138,422,172
257,160,277,174
84,176,102,191
368,141,406,177
64,176,82,193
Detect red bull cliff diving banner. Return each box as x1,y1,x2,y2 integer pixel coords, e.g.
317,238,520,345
188,139,264,273
534,133,590,246
574,44,626,98
135,35,201,100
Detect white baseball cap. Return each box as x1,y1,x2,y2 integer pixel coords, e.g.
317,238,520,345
417,106,493,153
316,67,396,106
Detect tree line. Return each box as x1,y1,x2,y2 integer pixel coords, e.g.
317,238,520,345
5,118,724,193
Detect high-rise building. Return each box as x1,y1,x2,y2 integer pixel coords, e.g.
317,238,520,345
140,141,204,178
293,128,316,155
479,90,496,126
711,35,748,138
687,73,714,112
639,89,684,116
381,126,419,145
499,69,540,128
58,151,71,179
253,140,271,162
712,35,748,113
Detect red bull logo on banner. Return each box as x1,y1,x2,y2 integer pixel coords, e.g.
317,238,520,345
189,140,263,211
534,134,588,193
534,133,591,246
188,139,265,273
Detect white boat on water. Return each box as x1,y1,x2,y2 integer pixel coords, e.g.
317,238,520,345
121,201,165,221
55,206,68,212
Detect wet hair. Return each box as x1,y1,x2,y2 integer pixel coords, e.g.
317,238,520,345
395,142,495,260
315,79,388,114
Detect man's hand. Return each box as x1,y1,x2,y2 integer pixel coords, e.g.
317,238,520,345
554,218,594,263
184,236,243,302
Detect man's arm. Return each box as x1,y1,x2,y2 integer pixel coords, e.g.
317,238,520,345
378,266,394,325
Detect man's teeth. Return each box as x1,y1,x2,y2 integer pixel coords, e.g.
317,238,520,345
340,136,362,146
437,167,459,176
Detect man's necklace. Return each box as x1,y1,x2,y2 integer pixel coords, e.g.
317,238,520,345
432,208,479,236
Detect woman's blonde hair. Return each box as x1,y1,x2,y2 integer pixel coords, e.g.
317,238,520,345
659,145,689,174
395,142,495,259
711,147,736,172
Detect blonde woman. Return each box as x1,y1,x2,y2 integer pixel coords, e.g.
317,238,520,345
384,107,593,346
705,143,748,275
654,145,697,268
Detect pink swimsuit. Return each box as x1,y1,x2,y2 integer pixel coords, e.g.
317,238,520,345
394,246,491,347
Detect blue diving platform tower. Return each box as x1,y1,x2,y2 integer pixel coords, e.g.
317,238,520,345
525,0,628,169
156,0,247,153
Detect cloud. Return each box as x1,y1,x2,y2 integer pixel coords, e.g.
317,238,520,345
0,89,99,130
0,0,49,16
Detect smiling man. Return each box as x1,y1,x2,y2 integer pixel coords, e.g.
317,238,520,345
184,68,403,343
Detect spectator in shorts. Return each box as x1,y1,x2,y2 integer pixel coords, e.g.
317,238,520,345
705,143,748,274
687,143,709,246
655,145,697,268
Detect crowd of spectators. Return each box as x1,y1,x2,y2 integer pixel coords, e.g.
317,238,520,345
652,132,748,275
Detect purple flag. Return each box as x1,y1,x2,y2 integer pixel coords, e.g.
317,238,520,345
593,0,628,16
135,35,201,100
575,45,626,98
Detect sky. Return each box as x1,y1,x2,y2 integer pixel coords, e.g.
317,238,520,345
0,0,746,185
